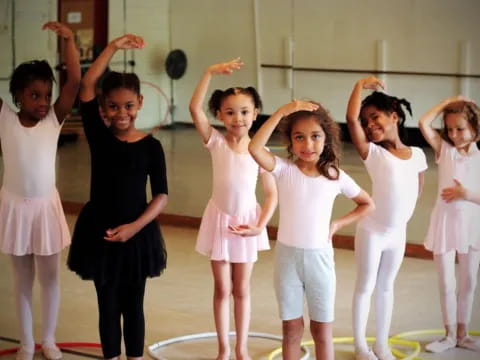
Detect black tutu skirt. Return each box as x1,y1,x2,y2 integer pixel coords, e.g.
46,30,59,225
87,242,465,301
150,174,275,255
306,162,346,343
67,202,167,285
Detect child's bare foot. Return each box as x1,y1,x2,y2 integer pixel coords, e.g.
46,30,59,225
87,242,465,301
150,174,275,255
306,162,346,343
235,347,251,360
215,349,230,360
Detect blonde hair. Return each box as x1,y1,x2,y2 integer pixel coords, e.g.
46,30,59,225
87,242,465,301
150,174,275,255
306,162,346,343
441,101,480,145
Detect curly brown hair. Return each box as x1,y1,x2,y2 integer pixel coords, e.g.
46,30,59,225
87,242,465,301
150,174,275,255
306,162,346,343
440,101,480,146
279,103,341,180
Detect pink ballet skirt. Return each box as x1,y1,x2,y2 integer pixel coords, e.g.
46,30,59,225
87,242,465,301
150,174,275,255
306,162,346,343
424,200,480,255
424,141,480,255
0,188,71,256
196,199,270,263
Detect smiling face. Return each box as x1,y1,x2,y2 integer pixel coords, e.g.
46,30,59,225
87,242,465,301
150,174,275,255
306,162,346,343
289,116,326,165
445,112,475,152
360,105,398,142
102,88,143,133
216,93,258,137
16,79,53,121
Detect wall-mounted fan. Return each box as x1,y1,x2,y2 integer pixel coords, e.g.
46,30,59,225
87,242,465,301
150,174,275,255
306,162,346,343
165,49,187,124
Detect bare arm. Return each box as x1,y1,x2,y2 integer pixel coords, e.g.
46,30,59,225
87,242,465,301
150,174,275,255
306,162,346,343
346,77,384,160
80,34,145,102
465,190,480,205
441,179,480,205
104,193,168,242
418,171,425,197
189,58,243,143
229,171,278,236
256,171,278,229
43,22,81,123
418,96,471,156
249,100,319,172
329,189,374,241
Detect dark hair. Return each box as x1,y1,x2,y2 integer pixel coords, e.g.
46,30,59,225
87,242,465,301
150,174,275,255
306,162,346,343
100,71,141,98
208,86,262,116
9,60,55,106
360,91,412,143
441,101,480,145
280,103,341,180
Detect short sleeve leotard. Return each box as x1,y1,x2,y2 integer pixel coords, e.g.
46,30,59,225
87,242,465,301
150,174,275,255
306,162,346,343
67,98,168,285
195,128,269,263
0,102,70,255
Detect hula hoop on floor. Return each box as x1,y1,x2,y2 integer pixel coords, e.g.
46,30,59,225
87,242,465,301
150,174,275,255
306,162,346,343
267,336,421,360
148,331,310,360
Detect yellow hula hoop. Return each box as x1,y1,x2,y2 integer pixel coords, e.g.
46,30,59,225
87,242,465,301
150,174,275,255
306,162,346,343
267,336,421,360
267,329,480,359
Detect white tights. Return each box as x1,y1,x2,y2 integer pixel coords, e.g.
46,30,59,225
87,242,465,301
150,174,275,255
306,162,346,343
434,248,480,330
11,253,60,351
352,226,406,353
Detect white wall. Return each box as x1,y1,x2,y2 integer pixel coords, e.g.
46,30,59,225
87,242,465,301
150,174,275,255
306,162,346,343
0,0,58,108
259,0,480,125
2,0,478,126
108,0,171,129
169,0,259,124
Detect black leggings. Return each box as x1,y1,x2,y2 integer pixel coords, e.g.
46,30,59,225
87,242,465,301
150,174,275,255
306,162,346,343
94,278,147,358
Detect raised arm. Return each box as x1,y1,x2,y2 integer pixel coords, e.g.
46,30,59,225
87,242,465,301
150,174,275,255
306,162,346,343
419,96,469,156
189,58,243,143
346,77,384,159
80,34,145,102
43,22,81,123
249,100,319,171
329,189,374,242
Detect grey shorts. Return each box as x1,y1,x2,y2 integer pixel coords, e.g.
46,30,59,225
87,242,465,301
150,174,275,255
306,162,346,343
274,241,336,323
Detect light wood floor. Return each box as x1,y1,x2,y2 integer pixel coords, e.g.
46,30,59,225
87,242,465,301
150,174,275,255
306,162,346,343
0,217,479,359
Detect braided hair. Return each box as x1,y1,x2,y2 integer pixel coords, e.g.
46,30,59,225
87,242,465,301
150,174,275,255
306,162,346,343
100,71,141,97
9,60,55,107
360,91,412,142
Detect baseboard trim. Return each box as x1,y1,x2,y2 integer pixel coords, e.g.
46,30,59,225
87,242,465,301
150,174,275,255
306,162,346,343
62,201,433,261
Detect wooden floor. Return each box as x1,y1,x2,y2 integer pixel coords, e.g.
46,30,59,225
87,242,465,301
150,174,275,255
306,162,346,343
0,218,479,359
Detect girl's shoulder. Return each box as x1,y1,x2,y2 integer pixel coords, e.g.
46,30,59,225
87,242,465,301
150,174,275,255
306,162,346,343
80,97,100,109
272,155,292,170
144,134,166,154
0,100,15,118
410,145,426,157
204,127,225,149
0,101,15,134
269,155,295,178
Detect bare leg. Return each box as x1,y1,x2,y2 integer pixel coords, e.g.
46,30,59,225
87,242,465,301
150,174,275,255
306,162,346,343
310,320,333,360
231,262,254,360
282,317,304,360
211,261,232,360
